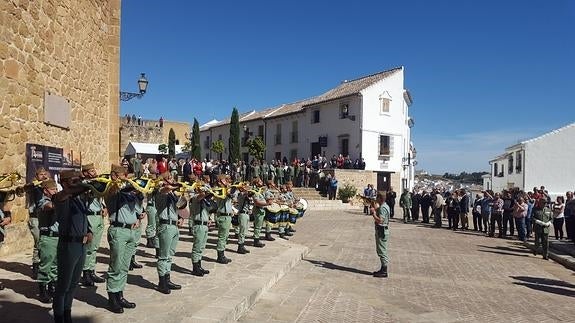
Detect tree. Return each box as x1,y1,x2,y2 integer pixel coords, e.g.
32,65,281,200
192,118,202,160
211,140,225,161
168,128,176,158
247,136,266,161
158,143,168,154
229,107,240,163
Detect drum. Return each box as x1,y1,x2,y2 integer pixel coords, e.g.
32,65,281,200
288,208,299,224
265,203,281,224
279,205,289,223
296,198,308,217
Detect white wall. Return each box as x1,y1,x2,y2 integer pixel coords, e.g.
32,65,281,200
524,125,575,196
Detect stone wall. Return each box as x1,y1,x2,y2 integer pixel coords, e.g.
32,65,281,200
118,118,190,157
325,169,377,195
0,0,121,257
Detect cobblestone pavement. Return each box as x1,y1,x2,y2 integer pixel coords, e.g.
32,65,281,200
239,209,575,323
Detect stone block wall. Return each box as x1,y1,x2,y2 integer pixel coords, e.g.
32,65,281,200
0,0,121,257
119,118,190,157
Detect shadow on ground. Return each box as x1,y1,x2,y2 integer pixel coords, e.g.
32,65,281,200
511,275,575,298
304,258,373,276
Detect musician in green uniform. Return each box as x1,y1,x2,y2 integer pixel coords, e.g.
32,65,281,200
27,167,50,278
52,170,92,323
251,178,270,247
371,192,390,278
104,165,141,313
0,199,13,291
215,175,234,264
235,183,253,254
145,175,160,257
261,161,269,182
277,185,290,239
276,163,284,186
285,181,297,235
155,172,183,294
189,182,211,276
80,163,107,286
36,179,59,303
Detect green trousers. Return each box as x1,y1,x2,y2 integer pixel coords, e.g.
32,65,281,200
157,223,179,276
83,215,104,271
146,204,159,248
132,224,142,257
191,224,208,263
534,226,549,258
106,226,136,292
216,215,231,251
375,226,389,266
252,210,269,239
53,241,85,316
236,213,249,244
37,235,58,284
28,217,40,264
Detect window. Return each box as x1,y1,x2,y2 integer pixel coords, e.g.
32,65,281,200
516,151,522,173
258,125,264,138
380,98,390,113
493,163,498,176
275,123,282,145
508,154,514,174
291,121,298,143
204,136,210,149
379,135,391,156
340,104,349,119
312,110,320,124
275,152,281,161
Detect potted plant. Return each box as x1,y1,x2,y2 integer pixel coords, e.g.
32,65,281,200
337,183,357,203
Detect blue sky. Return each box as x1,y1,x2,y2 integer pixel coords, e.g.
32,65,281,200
119,0,574,174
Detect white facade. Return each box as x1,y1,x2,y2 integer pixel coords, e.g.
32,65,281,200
488,123,575,196
200,67,415,191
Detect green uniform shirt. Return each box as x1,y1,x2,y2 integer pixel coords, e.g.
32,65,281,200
236,193,252,214
155,192,179,221
105,191,141,225
38,195,59,232
189,193,210,222
252,192,266,214
216,194,234,214
377,203,390,227
82,192,105,214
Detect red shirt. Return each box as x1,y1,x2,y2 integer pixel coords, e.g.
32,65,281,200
157,160,167,174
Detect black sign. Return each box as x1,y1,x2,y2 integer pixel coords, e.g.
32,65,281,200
319,136,328,147
26,143,81,182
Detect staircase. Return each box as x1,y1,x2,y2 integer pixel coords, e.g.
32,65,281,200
291,187,352,210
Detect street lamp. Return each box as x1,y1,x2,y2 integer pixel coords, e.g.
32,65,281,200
120,73,149,101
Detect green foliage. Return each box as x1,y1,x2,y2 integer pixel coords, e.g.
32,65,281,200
192,118,202,160
247,136,266,161
158,143,168,154
211,140,225,154
168,128,176,158
337,183,357,203
229,107,240,163
441,171,489,184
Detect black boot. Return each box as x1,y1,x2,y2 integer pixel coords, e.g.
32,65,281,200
373,265,388,278
288,227,296,233
90,270,105,283
107,292,124,313
129,255,142,270
38,283,53,303
146,238,155,248
81,270,94,287
32,262,39,279
158,275,171,294
253,238,265,248
216,250,232,264
166,274,181,290
155,248,160,259
198,260,210,275
237,243,250,254
63,310,72,323
265,232,275,241
279,232,289,240
54,314,64,323
192,262,204,277
0,282,4,291
284,228,293,236
118,291,136,308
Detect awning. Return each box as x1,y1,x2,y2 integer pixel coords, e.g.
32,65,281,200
124,142,184,156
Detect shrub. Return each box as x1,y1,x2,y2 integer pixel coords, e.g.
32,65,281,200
337,183,357,203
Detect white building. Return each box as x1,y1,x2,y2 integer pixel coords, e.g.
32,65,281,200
199,67,415,191
486,122,575,196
